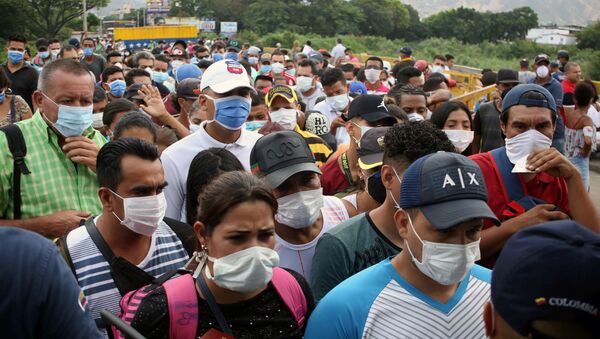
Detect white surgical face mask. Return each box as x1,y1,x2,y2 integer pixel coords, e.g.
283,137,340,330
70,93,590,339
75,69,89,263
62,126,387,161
365,69,382,84
444,130,474,153
269,107,297,130
351,121,373,144
111,191,167,236
171,60,184,71
275,188,324,229
326,93,350,112
407,112,425,122
404,213,481,285
205,246,280,293
143,67,153,77
92,112,104,129
296,76,314,93
271,62,285,75
189,123,201,133
536,65,549,78
431,65,445,74
504,129,552,164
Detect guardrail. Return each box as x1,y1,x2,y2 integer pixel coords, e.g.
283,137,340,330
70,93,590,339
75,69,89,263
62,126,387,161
450,85,497,111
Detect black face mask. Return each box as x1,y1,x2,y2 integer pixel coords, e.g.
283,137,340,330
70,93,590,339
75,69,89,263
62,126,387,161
366,171,387,204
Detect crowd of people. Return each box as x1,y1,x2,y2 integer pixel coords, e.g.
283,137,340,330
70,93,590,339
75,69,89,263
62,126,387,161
1,33,600,339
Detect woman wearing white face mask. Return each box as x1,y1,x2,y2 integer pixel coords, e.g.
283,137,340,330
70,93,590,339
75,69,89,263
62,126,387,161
250,131,353,282
430,101,474,155
127,171,315,338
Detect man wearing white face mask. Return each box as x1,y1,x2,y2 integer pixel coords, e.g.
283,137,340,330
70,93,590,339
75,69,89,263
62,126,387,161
314,68,352,146
265,85,332,166
471,84,600,267
530,53,565,154
363,57,390,95
58,138,193,336
250,131,353,281
295,59,324,111
306,152,500,339
261,51,296,86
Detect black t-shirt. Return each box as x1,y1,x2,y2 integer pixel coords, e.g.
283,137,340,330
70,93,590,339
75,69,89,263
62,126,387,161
131,269,315,339
473,100,505,152
1,63,38,110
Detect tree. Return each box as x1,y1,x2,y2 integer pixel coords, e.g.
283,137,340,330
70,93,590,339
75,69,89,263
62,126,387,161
24,0,108,38
398,4,427,42
67,13,101,32
0,0,31,39
352,0,409,39
240,0,307,34
576,21,600,50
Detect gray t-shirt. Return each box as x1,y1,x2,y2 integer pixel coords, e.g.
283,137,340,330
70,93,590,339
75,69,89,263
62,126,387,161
310,212,401,301
80,54,106,82
473,100,505,152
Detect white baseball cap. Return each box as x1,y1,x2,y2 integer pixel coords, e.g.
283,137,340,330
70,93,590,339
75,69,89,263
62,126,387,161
199,60,254,94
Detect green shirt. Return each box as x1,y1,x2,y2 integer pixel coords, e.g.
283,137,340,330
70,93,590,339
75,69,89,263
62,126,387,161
310,212,401,301
0,113,106,219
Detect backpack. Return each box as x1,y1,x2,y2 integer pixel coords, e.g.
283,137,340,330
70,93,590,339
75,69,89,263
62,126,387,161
0,123,31,219
112,267,308,339
488,147,550,220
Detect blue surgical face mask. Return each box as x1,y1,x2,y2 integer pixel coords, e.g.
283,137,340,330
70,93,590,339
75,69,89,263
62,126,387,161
0,91,5,103
39,51,50,59
225,52,238,61
42,93,93,137
205,94,251,130
152,71,169,83
83,47,94,57
248,57,259,65
245,120,267,131
261,64,272,73
109,79,126,97
212,53,224,62
287,68,296,76
8,50,24,64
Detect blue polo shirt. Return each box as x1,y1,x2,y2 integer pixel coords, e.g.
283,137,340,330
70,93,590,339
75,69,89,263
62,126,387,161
0,227,102,339
530,77,564,140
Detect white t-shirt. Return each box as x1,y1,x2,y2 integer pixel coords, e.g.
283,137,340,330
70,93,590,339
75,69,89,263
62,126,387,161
161,120,262,221
331,43,346,62
275,196,349,281
314,99,351,146
298,84,324,112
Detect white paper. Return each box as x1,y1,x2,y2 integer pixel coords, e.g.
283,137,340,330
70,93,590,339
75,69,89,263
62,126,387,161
512,156,535,173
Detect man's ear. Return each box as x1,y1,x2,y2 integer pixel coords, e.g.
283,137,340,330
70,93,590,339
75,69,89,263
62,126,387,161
32,90,43,109
394,208,409,239
98,187,114,211
380,164,398,190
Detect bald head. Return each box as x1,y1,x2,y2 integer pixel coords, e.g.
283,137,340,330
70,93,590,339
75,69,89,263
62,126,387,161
38,58,93,92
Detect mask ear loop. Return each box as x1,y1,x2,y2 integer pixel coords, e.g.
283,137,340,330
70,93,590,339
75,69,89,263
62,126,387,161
187,245,208,278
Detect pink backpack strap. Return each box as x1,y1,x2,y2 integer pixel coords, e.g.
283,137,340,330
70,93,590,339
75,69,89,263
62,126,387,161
271,267,308,328
164,274,198,339
114,287,154,339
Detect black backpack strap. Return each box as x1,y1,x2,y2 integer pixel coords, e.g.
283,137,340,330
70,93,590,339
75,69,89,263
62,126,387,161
163,217,197,257
55,235,77,276
0,124,31,219
84,217,116,263
9,96,16,123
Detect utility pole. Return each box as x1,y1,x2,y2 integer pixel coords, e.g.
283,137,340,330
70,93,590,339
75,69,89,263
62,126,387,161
83,0,88,32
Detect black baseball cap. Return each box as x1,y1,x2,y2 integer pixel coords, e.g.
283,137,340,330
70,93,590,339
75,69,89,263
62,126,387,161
399,151,500,229
358,127,389,170
348,95,395,124
492,220,600,337
399,47,413,55
497,69,520,84
251,131,321,188
176,78,201,100
534,54,550,65
36,38,49,49
125,84,144,100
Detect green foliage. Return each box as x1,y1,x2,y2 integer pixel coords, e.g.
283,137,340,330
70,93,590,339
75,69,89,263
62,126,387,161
66,13,101,32
576,21,600,50
424,6,538,44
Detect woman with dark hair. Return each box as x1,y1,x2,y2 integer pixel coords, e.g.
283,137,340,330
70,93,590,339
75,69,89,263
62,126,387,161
0,67,32,127
128,171,315,338
102,98,137,139
430,101,474,155
565,82,596,190
185,148,244,225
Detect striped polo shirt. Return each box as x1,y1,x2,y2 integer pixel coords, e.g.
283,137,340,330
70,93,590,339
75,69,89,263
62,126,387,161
305,258,491,339
66,219,189,336
294,125,333,167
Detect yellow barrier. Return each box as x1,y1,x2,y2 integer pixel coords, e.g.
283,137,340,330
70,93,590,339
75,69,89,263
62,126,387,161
114,25,197,41
451,85,497,111
593,81,600,95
